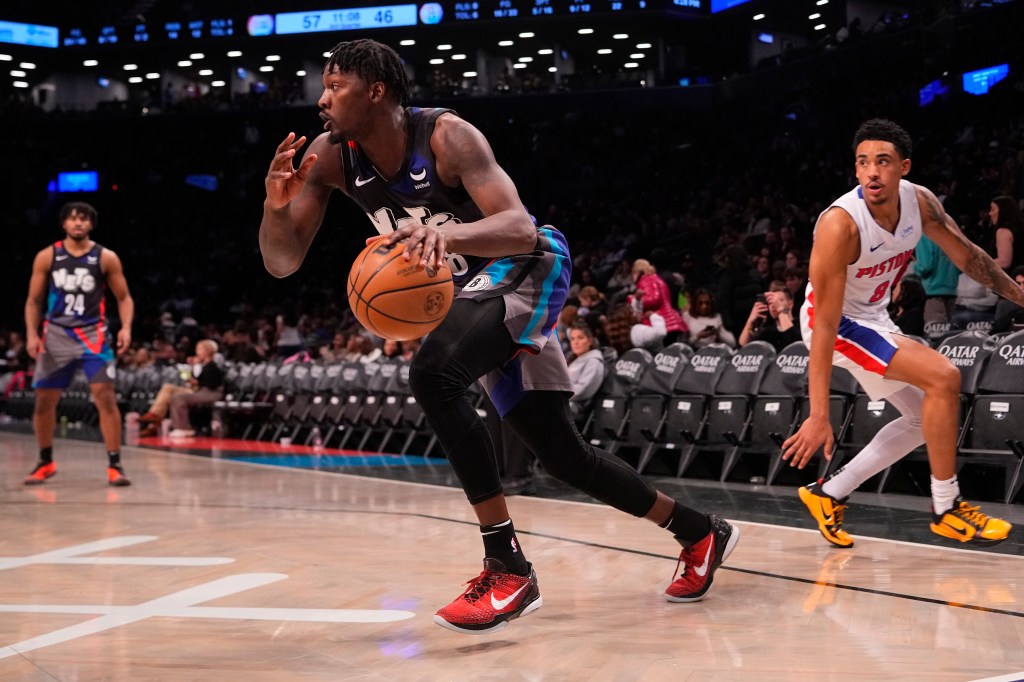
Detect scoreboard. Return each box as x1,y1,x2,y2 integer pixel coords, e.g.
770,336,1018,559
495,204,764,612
53,0,705,48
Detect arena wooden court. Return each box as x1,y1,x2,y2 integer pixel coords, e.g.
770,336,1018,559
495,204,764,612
2,432,1022,681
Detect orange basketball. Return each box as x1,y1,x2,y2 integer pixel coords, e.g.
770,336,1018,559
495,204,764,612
347,238,454,341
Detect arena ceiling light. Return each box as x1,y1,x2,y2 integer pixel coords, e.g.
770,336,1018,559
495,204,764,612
637,43,652,48
13,80,28,88
227,50,242,57
817,0,828,5
462,71,477,77
808,13,820,20
128,76,143,83
400,39,415,46
123,64,138,70
199,69,213,76
437,43,452,50
753,13,765,20
212,80,226,86
429,58,444,64
518,56,533,62
177,60,192,67
190,53,205,60
259,65,274,72
452,53,467,60
538,48,553,55
814,23,826,30
322,51,331,57
578,28,594,34
548,66,557,72
498,40,514,46
613,34,629,39
519,32,534,38
0,54,12,61
19,62,35,69
630,53,645,59
145,72,160,79
266,55,281,61
624,62,639,68
513,63,526,69
297,69,306,76
597,48,612,54
10,69,26,77
83,59,98,66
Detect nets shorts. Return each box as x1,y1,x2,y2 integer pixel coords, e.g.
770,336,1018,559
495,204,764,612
32,322,116,389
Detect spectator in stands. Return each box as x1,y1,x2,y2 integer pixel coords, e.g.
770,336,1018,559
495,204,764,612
401,337,421,361
784,266,808,313
320,331,348,362
382,338,403,359
754,254,773,290
566,322,607,422
992,266,1024,333
274,312,304,357
712,244,760,336
914,233,960,339
682,288,737,349
603,303,636,356
738,284,801,351
604,259,635,300
576,285,609,336
555,305,580,356
987,195,1024,271
953,272,998,330
224,327,265,363
139,339,225,438
890,276,926,337
632,258,686,346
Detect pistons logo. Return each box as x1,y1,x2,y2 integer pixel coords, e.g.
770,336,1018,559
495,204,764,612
424,292,445,316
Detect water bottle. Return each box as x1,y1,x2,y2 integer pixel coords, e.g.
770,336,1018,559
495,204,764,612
59,415,68,438
211,418,224,439
311,426,323,449
125,412,140,446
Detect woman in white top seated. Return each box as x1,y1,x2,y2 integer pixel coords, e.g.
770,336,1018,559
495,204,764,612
682,288,737,349
566,322,607,421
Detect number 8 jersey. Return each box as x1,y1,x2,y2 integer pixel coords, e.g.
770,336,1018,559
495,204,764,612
46,241,107,328
804,179,921,326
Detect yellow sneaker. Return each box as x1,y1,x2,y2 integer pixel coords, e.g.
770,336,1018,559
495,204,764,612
930,499,1012,546
798,481,854,548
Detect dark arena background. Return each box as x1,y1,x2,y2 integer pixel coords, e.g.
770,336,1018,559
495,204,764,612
1,1,1024,680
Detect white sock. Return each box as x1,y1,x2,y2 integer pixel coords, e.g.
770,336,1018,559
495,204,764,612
821,385,925,500
821,417,924,499
931,475,960,516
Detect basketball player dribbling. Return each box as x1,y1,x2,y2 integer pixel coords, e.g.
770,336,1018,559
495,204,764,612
782,119,1023,548
259,39,740,634
24,202,134,487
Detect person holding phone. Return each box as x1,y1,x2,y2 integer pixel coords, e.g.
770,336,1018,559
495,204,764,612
738,284,801,351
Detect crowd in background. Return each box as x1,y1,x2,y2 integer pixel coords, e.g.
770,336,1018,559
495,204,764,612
2,2,1024,398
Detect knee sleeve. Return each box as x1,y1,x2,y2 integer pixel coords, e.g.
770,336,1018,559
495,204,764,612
885,385,925,428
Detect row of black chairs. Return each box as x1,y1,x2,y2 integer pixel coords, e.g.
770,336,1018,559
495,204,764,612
581,330,1024,502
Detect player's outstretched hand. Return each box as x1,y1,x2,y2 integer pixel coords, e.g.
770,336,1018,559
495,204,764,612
265,133,318,210
781,415,833,469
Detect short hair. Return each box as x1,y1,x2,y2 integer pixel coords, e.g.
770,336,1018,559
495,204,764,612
199,339,219,354
59,201,98,226
1011,265,1024,280
569,320,596,340
325,39,409,105
853,118,913,160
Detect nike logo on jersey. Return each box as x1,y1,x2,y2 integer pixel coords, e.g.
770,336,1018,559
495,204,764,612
410,167,427,181
87,256,98,264
869,243,884,252
693,542,714,577
354,176,375,187
491,583,529,610
55,255,69,261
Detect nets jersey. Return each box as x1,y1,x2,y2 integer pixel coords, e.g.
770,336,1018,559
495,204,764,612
805,179,921,324
45,241,106,328
340,107,490,288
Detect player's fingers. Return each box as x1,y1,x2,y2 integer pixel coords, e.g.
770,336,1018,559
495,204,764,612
267,170,293,180
434,234,447,269
294,153,318,180
275,132,296,154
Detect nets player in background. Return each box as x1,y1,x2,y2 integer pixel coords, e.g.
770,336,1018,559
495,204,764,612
260,39,739,635
23,202,134,487
782,119,1023,547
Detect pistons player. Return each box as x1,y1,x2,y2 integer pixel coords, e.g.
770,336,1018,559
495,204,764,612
783,119,1024,547
23,202,134,487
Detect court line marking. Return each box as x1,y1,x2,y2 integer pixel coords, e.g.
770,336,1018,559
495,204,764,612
0,569,414,660
149,444,1024,561
0,535,233,571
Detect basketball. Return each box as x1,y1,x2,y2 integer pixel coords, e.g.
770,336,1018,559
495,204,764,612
347,238,454,341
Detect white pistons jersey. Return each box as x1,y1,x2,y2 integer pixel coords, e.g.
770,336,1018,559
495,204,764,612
806,179,921,324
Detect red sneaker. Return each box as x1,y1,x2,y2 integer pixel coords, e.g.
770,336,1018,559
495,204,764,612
665,514,740,603
433,558,542,634
107,466,132,487
24,462,57,485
